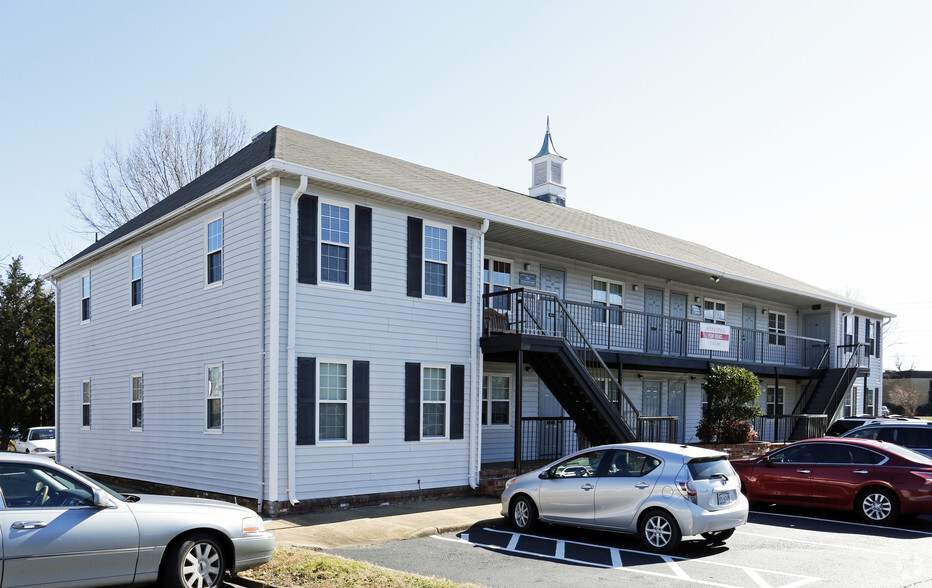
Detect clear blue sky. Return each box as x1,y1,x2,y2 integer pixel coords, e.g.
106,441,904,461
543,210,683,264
2,1,930,368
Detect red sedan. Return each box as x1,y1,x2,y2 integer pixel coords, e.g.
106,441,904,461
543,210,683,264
731,437,932,524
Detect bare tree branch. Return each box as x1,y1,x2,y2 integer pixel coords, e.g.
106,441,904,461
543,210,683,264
69,105,251,235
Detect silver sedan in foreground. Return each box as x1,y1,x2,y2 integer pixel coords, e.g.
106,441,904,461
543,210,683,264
0,453,274,588
501,442,748,553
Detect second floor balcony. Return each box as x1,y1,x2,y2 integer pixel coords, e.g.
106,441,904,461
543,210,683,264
483,288,832,371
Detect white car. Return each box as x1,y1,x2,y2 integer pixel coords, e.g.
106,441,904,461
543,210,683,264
13,426,56,458
501,442,748,553
0,452,275,587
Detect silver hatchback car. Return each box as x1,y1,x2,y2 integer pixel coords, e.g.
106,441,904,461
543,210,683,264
501,442,748,553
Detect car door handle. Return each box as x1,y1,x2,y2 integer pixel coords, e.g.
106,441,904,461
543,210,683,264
12,521,47,529
796,469,811,474
635,482,651,489
853,470,869,475
580,483,595,491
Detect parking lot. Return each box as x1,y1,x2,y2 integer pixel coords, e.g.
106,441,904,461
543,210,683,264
332,505,932,587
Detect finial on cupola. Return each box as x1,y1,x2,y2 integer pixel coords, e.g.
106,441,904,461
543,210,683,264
529,117,567,206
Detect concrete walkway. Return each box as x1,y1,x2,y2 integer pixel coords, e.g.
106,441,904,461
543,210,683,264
265,497,503,550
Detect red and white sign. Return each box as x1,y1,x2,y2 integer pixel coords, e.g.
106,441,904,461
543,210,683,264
699,323,731,352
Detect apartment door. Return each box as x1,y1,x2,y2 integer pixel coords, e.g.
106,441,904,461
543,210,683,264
668,381,686,443
540,267,566,337
645,287,664,353
538,382,564,460
804,313,830,367
643,380,662,417
670,292,687,356
742,305,757,362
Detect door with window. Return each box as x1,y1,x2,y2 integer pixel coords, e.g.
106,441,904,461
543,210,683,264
645,287,664,353
742,305,757,362
668,381,686,442
670,292,687,356
540,266,566,337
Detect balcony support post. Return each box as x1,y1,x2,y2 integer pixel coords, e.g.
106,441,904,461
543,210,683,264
514,348,524,471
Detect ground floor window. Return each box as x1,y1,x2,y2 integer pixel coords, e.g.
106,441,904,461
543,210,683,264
206,363,222,431
482,374,511,426
131,373,143,429
319,361,350,442
422,366,448,438
82,379,91,428
766,386,785,416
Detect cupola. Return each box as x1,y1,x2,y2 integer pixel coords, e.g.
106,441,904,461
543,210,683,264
528,117,567,206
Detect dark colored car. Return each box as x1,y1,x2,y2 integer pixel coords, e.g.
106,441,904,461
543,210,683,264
732,437,932,524
842,422,932,457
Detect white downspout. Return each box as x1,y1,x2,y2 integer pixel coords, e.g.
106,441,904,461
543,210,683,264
51,278,61,461
268,177,281,505
250,177,266,514
469,219,490,488
286,175,308,506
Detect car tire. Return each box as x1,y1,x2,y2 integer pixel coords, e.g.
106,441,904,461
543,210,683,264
701,528,735,543
639,509,681,553
510,495,538,532
161,532,226,588
856,487,898,524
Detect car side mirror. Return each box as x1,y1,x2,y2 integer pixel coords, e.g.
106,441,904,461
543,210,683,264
761,455,772,466
539,471,550,480
93,488,115,508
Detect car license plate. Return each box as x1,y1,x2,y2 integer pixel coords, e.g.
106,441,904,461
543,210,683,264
717,491,730,505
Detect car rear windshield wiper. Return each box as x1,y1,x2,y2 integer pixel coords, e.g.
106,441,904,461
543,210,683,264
710,473,729,482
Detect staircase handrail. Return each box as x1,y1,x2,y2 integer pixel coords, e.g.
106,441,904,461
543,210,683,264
518,289,641,434
823,342,869,417
790,345,832,415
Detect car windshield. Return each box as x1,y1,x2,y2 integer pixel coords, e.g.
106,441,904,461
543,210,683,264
825,420,864,436
687,456,735,480
31,428,55,440
882,442,932,463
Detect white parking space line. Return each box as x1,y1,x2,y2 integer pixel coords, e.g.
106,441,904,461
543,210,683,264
752,510,932,536
433,528,821,588
735,529,901,556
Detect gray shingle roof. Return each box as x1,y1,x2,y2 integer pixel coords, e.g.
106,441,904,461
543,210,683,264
52,125,890,317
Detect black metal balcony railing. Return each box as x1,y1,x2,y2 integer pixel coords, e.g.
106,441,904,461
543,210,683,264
750,414,828,443
484,288,829,369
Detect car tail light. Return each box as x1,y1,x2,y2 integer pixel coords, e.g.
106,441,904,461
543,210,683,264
910,471,932,485
674,468,697,503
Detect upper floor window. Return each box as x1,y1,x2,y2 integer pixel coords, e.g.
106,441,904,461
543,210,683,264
206,363,222,431
131,373,143,429
82,379,91,428
422,366,449,439
81,274,91,322
703,299,726,324
482,374,512,426
484,258,512,311
592,278,623,325
318,361,350,442
768,311,787,346
320,202,351,284
206,218,223,285
131,252,142,307
424,224,450,298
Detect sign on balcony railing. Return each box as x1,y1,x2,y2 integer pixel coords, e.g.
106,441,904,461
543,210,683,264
699,324,731,352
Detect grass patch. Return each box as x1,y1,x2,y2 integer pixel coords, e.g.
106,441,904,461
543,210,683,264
239,547,484,588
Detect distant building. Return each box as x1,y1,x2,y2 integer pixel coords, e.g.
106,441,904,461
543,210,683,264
46,124,893,515
883,370,932,407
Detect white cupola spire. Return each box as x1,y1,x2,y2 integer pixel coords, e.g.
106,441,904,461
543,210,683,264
528,116,567,206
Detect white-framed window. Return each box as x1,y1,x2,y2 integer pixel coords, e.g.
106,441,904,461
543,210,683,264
131,373,143,430
206,217,223,285
866,387,876,415
320,200,353,285
81,273,91,322
768,311,787,346
483,257,512,311
206,363,223,432
592,278,624,325
766,386,785,416
423,223,451,299
422,365,449,439
703,299,726,324
318,360,351,443
130,251,143,307
81,379,91,428
482,374,512,426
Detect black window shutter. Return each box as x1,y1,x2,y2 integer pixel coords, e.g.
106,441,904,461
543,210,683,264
452,226,467,304
298,196,318,284
352,360,370,444
355,206,372,292
451,364,465,440
854,317,860,347
296,357,316,445
875,321,882,358
406,217,423,298
405,362,421,441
